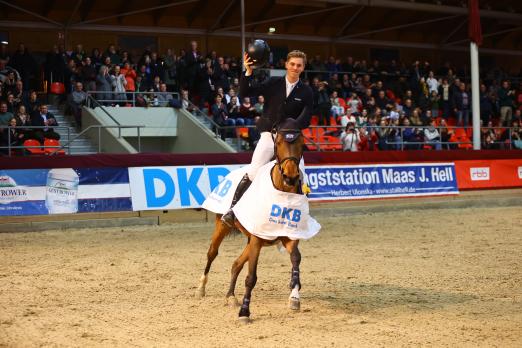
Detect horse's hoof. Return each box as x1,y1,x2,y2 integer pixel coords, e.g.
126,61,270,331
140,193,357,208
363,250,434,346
289,298,300,310
226,296,240,307
238,316,251,324
195,287,205,299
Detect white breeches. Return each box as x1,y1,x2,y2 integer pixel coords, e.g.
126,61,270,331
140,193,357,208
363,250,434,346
247,131,307,183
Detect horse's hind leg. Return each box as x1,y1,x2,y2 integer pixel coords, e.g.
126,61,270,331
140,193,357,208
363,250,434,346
225,238,250,307
196,214,230,298
281,238,301,310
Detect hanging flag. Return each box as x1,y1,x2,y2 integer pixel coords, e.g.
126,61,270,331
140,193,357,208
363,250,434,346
468,0,483,46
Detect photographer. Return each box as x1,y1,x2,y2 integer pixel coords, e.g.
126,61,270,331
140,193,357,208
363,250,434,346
340,122,361,152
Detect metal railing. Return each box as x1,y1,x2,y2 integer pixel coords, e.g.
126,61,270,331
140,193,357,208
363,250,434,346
0,124,144,156
187,123,519,152
87,91,180,108
305,125,519,151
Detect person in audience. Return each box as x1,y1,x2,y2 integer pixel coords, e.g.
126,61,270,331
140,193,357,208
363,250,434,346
424,118,441,150
96,65,112,105
254,95,264,116
11,80,28,108
135,75,149,93
438,78,451,118
211,94,232,139
239,96,256,124
227,96,245,126
330,90,344,118
0,101,13,126
111,65,127,104
80,56,97,92
31,104,60,142
2,117,25,153
67,82,88,127
340,122,361,152
180,89,194,112
452,82,470,127
121,62,137,101
316,81,331,126
438,118,452,150
481,120,497,150
14,104,31,139
156,83,173,107
25,90,41,114
498,80,515,127
6,93,17,113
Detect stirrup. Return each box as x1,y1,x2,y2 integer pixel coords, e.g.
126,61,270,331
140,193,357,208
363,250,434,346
221,209,235,227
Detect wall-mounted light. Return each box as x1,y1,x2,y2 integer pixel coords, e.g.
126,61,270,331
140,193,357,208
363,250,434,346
0,32,8,45
268,27,276,33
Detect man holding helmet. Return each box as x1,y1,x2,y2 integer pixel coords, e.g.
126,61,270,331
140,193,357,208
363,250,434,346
221,40,313,227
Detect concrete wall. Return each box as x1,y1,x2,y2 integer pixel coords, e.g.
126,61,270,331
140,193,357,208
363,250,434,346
82,107,137,153
82,106,234,153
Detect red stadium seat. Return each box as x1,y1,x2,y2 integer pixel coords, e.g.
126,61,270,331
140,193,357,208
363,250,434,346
23,139,45,155
44,139,66,155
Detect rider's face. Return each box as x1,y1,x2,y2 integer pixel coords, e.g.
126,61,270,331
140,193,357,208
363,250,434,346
285,58,304,80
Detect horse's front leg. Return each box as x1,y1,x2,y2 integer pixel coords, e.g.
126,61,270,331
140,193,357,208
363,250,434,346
196,214,230,298
238,235,262,323
282,238,301,310
225,238,250,307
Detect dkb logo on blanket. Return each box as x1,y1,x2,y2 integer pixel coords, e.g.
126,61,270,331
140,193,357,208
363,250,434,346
269,204,301,228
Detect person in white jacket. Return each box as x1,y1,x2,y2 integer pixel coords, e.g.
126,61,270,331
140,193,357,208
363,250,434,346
111,65,127,104
340,122,361,152
424,119,442,150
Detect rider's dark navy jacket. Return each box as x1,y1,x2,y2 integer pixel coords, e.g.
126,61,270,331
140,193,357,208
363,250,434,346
239,74,313,133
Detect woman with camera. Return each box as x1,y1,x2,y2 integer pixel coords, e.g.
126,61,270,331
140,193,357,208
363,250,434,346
340,122,361,152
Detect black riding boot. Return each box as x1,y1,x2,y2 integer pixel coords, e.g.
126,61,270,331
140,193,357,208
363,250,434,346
221,174,252,227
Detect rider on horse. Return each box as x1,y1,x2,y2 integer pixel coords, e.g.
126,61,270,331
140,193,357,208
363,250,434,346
221,49,314,227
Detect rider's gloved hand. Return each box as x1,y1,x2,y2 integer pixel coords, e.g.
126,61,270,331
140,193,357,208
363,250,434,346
301,182,311,196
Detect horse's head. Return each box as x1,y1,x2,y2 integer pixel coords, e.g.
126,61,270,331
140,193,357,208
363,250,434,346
274,118,304,190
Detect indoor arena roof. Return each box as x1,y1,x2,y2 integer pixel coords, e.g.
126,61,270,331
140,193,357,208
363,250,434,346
1,0,521,54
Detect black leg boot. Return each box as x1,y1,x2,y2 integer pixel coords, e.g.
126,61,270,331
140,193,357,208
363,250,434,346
221,174,252,227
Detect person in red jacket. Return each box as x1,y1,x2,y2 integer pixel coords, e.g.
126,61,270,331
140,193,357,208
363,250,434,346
121,62,137,103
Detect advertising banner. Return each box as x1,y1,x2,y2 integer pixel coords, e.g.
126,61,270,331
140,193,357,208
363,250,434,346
128,165,242,211
306,163,459,200
0,168,131,216
454,159,522,189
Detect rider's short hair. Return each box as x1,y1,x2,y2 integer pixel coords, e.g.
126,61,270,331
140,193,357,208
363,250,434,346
286,50,307,65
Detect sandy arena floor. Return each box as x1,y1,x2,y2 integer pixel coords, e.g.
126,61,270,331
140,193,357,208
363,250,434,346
0,206,521,347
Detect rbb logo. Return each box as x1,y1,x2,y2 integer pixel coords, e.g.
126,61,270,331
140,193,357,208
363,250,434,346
270,204,301,222
470,167,490,181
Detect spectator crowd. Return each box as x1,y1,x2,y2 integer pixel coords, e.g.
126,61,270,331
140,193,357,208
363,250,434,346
1,40,522,153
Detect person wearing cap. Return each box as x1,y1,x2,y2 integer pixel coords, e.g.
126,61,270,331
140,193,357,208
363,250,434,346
221,48,313,227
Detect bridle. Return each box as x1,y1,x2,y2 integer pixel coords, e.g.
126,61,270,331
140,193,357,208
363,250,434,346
272,128,303,180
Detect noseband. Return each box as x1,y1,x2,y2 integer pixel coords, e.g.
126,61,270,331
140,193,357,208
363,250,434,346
272,128,302,177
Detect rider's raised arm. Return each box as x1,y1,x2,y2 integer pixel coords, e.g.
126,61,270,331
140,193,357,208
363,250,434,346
239,73,275,99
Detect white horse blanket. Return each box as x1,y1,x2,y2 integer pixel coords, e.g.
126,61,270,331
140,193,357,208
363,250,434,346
202,161,321,241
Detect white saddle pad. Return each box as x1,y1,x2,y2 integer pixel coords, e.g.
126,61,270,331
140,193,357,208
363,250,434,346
202,165,250,215
202,160,321,241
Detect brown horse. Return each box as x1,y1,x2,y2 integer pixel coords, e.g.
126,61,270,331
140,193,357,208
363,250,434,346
196,124,305,323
